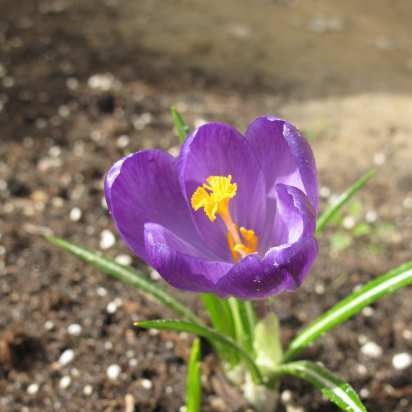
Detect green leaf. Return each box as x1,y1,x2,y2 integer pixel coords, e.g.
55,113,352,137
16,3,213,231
228,298,256,354
186,338,202,412
317,170,376,234
284,261,412,362
201,294,239,365
277,361,367,412
171,106,190,143
46,235,201,324
135,319,263,384
254,313,282,377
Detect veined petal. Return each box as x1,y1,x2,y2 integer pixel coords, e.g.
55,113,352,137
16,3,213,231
144,223,232,292
245,116,318,212
104,150,209,262
215,237,318,299
178,123,266,260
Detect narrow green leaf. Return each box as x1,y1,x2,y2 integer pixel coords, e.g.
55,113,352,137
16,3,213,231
277,361,367,412
186,338,202,412
46,235,201,324
171,106,190,143
316,170,376,234
254,313,282,377
135,319,263,384
201,294,239,365
228,298,256,354
284,261,412,362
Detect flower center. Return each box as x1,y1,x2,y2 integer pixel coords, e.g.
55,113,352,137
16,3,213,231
191,175,258,261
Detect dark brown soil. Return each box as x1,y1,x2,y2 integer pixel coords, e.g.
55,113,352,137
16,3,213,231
1,1,411,411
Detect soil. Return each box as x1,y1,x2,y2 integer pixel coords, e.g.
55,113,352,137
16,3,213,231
1,0,412,411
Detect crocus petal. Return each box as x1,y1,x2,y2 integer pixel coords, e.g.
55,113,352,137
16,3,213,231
216,184,317,299
144,223,232,292
105,150,209,262
215,237,318,299
245,116,318,211
178,123,266,260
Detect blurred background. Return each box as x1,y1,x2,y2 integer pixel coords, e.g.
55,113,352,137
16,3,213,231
0,0,411,411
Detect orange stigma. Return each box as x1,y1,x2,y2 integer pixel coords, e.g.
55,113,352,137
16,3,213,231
191,175,258,261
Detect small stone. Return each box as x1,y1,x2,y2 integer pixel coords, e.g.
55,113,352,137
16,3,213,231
69,207,82,222
83,385,93,396
67,323,82,336
58,349,75,366
373,152,386,165
115,254,132,266
116,135,130,148
362,306,375,317
106,300,119,314
27,383,39,395
357,364,368,375
286,405,304,412
402,329,412,340
403,197,412,209
365,210,378,223
140,379,153,390
314,282,325,295
100,229,116,250
319,186,331,199
361,341,383,358
59,376,72,389
128,358,138,368
96,286,107,297
106,364,121,380
392,353,412,370
44,320,55,330
281,389,293,403
360,388,370,398
342,215,355,229
150,269,161,280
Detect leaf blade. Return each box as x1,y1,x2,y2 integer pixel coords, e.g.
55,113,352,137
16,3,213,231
46,235,201,324
277,361,367,412
171,106,190,143
135,319,263,384
186,338,202,412
284,261,412,361
316,170,376,234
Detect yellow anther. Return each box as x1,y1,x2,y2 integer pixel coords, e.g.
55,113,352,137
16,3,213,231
191,175,258,261
191,175,237,222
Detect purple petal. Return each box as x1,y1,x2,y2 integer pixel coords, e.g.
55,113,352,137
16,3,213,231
104,150,208,261
215,184,317,299
215,237,318,299
245,116,318,211
178,123,266,260
144,223,232,292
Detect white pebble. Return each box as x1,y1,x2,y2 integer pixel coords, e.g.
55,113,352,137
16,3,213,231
360,388,370,398
357,364,368,375
129,358,138,368
319,186,331,199
314,282,325,295
58,349,75,366
115,254,132,266
27,383,39,395
392,353,412,370
373,152,386,165
69,207,82,222
150,269,161,280
100,229,116,250
116,135,130,148
96,286,107,297
106,364,121,380
59,376,72,389
67,323,82,336
83,385,93,396
106,300,119,314
402,329,412,340
362,306,375,317
342,215,355,229
281,389,293,403
365,210,378,223
403,197,412,209
140,379,153,390
361,341,383,358
44,320,54,330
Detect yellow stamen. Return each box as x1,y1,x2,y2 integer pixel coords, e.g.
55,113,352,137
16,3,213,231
191,175,258,261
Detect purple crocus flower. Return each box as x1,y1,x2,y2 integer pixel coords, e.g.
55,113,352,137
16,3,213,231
104,116,318,299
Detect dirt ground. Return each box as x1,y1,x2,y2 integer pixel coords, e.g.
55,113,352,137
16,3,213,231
0,0,412,411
